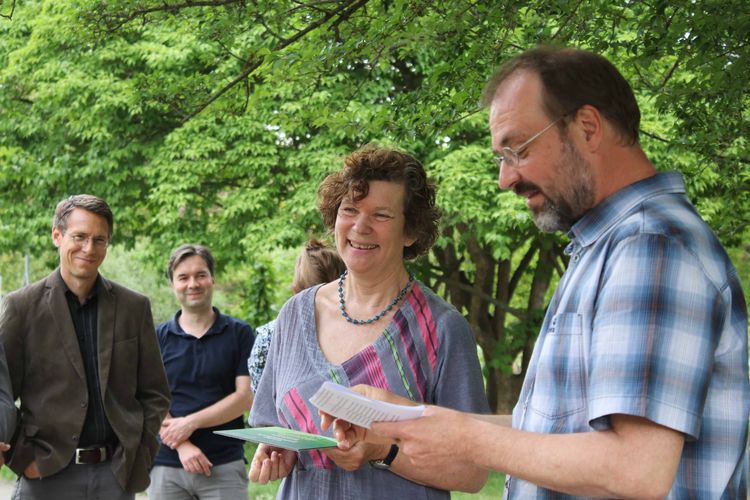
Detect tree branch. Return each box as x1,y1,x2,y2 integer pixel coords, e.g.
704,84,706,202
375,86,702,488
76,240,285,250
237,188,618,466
508,239,537,297
640,130,750,165
640,129,670,143
659,55,681,89
0,0,16,20
96,0,244,32
437,276,528,320
181,0,369,123
550,0,584,41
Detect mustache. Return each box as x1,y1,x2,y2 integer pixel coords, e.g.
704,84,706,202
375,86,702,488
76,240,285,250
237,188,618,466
513,181,542,198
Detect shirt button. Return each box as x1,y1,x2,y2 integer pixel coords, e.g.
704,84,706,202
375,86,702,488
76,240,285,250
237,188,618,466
72,434,79,441
81,401,87,408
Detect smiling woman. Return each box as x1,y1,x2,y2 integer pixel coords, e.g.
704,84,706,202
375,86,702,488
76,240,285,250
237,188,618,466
332,180,415,286
247,145,490,499
318,146,440,261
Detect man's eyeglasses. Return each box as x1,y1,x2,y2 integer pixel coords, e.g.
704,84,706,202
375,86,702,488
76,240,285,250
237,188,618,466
494,115,566,169
65,232,110,249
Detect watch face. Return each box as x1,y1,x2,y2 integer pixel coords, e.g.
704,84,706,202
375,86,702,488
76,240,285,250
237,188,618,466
369,459,391,470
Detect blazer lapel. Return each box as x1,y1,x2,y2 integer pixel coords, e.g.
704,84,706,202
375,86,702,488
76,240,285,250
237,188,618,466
96,276,115,397
46,271,86,381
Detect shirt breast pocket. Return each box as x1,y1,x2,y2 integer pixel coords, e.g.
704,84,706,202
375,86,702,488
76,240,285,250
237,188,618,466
529,313,587,422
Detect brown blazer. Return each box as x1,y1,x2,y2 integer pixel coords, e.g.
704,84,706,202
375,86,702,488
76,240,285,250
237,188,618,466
0,269,171,493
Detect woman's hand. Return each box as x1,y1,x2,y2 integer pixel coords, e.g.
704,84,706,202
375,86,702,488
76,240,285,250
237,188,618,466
320,415,372,450
322,441,391,472
248,444,297,484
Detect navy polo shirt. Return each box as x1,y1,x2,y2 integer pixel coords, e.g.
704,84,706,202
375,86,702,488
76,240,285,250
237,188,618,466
155,307,254,467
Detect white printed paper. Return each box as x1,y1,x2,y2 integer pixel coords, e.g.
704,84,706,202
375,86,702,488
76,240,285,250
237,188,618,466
310,381,425,429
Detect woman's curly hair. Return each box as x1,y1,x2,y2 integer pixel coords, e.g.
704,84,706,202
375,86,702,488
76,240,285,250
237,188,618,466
317,145,440,260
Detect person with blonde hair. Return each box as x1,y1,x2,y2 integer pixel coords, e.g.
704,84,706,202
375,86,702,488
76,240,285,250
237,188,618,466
248,238,346,393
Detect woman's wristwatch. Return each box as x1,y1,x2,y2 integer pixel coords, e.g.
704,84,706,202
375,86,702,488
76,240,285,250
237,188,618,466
369,444,399,470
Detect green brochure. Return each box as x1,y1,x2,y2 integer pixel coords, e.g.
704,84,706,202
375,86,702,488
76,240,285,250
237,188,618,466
214,427,338,451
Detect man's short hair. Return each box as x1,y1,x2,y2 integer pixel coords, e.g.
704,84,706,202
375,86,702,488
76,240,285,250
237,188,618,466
481,46,641,145
53,194,114,236
167,244,216,282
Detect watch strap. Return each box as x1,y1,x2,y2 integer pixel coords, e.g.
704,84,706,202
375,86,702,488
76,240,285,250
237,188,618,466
369,443,399,470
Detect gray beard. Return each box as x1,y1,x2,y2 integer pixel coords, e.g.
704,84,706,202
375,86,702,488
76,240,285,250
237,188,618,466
533,201,572,233
532,140,595,233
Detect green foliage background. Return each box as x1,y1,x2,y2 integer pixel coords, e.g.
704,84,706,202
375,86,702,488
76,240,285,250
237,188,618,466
1,0,748,413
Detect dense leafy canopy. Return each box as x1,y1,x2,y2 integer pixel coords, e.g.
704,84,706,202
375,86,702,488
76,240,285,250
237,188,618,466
1,0,748,409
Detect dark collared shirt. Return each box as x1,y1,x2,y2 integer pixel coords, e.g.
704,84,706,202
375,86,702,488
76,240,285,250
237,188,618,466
62,274,116,448
155,308,254,467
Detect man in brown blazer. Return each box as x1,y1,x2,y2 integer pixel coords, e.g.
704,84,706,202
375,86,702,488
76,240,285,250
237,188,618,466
0,343,15,460
0,194,171,499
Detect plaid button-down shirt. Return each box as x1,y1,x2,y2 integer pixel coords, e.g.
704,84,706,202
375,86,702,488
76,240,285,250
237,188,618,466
506,172,749,499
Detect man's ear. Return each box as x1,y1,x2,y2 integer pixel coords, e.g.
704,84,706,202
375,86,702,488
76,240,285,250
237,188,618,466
572,104,603,152
51,226,63,248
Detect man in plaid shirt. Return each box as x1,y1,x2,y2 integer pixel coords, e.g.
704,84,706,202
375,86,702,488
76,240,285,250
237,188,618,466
329,46,749,499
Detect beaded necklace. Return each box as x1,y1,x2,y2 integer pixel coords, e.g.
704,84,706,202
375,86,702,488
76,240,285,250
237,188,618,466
338,270,415,325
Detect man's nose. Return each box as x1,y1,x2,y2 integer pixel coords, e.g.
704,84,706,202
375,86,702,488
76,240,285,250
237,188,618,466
498,163,520,190
79,238,95,251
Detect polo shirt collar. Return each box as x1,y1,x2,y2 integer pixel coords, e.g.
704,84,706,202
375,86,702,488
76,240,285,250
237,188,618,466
166,306,229,338
566,171,685,251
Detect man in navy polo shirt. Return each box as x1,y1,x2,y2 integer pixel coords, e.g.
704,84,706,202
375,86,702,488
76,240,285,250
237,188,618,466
149,244,254,500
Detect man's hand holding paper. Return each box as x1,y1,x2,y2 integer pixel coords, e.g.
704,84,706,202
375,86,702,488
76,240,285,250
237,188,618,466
315,383,491,492
311,382,424,428
371,405,479,468
314,383,423,449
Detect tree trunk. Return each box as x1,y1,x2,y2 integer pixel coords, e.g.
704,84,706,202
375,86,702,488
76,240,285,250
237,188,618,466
521,236,558,374
491,235,559,413
430,233,562,414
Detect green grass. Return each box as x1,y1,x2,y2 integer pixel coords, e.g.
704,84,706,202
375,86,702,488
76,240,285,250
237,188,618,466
453,472,505,498
247,481,279,499
0,466,13,481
